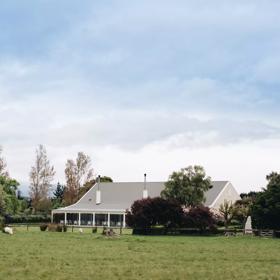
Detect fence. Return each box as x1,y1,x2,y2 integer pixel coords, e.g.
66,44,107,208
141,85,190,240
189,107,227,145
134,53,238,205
7,223,132,235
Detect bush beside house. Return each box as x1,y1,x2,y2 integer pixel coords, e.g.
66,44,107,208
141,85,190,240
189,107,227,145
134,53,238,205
126,197,217,235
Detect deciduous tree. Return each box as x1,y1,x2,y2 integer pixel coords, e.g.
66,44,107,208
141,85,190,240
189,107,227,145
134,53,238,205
63,152,94,205
219,200,234,230
0,146,9,177
29,145,55,213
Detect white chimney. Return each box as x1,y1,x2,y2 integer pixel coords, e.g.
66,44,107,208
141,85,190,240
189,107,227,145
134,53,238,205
96,175,101,204
143,173,148,199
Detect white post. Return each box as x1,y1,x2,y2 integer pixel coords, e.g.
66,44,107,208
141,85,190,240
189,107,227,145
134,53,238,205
78,213,81,226
123,213,126,228
64,212,67,225
108,213,110,228
93,213,95,226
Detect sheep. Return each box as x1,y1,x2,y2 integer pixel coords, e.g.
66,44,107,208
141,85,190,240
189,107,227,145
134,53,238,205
78,228,83,234
4,227,13,235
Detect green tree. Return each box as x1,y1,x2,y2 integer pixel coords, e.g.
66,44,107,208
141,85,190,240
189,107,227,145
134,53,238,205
252,172,280,230
161,166,212,207
0,186,6,216
0,175,20,215
234,196,254,232
219,200,234,230
99,176,113,183
53,183,65,201
52,182,65,209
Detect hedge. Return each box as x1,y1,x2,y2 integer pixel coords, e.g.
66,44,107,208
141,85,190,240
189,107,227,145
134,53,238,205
4,214,51,224
132,227,222,236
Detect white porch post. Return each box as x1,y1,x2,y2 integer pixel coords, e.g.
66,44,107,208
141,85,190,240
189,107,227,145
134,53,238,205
93,213,95,226
78,213,81,226
108,213,110,228
123,213,126,228
64,212,67,225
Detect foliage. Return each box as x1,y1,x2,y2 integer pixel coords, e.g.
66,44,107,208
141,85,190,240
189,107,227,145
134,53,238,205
240,191,259,201
52,182,65,209
47,223,67,232
219,200,234,230
0,215,5,230
99,176,113,183
18,198,29,213
183,206,217,232
40,224,48,231
4,214,51,224
126,197,183,229
0,186,6,216
0,176,19,195
0,176,20,215
78,175,114,198
0,146,9,177
29,145,55,213
63,152,94,205
161,165,212,207
252,172,280,230
36,198,52,214
47,223,63,232
53,182,65,202
234,198,252,229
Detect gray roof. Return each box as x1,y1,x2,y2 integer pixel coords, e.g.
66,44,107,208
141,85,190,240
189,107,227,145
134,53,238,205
53,181,229,213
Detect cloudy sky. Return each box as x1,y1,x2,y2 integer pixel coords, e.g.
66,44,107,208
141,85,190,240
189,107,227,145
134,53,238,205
1,0,280,194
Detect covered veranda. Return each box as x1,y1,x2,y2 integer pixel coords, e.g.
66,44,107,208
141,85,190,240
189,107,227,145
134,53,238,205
51,210,126,228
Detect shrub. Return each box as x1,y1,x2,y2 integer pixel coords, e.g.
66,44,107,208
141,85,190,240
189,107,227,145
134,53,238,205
56,225,63,232
0,216,5,231
92,227,97,233
62,225,67,232
126,197,183,229
40,224,48,231
132,227,167,235
5,214,51,224
182,206,217,232
47,223,64,232
47,223,57,232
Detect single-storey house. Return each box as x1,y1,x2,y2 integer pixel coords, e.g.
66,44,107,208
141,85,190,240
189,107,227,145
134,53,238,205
52,179,240,227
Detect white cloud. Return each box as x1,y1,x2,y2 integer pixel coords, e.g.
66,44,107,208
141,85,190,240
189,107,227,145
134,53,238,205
1,1,280,195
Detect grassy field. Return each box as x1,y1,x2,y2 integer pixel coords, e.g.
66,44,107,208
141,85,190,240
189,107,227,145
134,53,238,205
1,227,280,280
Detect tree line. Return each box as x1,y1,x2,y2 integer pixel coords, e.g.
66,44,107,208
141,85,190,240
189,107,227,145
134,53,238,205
0,145,112,220
1,145,280,230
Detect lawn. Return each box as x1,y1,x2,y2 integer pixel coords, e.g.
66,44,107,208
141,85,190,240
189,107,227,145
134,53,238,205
0,228,280,280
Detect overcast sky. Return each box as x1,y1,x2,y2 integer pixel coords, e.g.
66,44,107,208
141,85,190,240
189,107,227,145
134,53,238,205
1,0,280,195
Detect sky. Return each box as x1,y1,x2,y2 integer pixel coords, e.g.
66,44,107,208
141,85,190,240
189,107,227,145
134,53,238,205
1,0,280,195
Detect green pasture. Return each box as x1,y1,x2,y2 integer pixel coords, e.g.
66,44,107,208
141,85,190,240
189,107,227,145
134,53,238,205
0,227,279,280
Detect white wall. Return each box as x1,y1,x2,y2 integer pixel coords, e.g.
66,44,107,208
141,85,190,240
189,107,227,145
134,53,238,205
211,182,240,210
